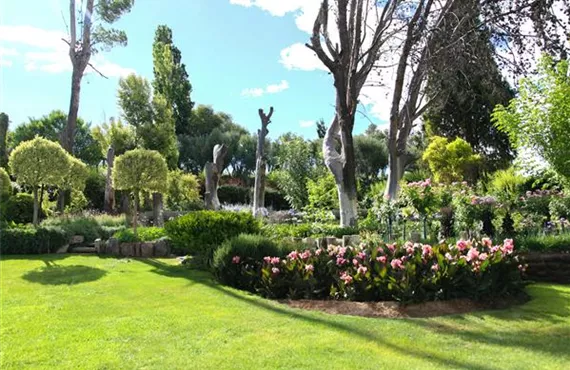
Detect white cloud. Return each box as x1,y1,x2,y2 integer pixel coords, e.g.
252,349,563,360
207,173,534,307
0,60,13,68
229,0,309,17
241,79,290,97
299,120,315,128
0,47,19,67
0,25,134,78
280,43,326,71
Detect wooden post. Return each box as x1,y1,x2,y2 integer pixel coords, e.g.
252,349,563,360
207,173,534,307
253,107,273,217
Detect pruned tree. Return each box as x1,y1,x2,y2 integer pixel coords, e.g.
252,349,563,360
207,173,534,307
252,107,273,217
204,144,228,210
113,149,168,236
9,137,70,225
104,146,115,213
62,0,135,153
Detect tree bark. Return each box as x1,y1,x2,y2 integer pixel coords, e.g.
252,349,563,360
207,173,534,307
133,192,139,237
33,187,39,226
253,107,273,217
104,146,115,213
204,144,227,210
152,192,164,227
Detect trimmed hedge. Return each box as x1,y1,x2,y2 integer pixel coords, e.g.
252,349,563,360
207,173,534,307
0,225,68,254
262,222,359,239
41,216,126,242
165,210,260,257
1,193,46,224
515,234,570,252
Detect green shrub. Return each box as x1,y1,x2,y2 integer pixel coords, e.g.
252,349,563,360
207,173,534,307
1,193,45,224
113,227,167,242
212,234,295,290
0,167,11,197
264,187,289,211
261,223,358,239
0,225,68,254
218,185,251,205
515,234,570,252
83,168,106,210
41,214,127,242
165,210,260,257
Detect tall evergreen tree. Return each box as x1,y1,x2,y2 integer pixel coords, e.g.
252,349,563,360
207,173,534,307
423,0,515,172
152,25,194,136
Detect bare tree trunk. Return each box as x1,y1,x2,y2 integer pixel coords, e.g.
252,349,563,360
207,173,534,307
204,144,228,210
253,107,273,217
33,187,39,226
133,192,138,237
104,146,115,213
63,68,83,153
152,192,164,226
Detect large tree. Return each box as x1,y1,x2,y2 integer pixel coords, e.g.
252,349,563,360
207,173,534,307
62,0,134,153
0,113,8,168
152,25,194,136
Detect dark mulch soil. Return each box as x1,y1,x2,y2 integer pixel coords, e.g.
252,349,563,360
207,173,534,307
282,294,530,318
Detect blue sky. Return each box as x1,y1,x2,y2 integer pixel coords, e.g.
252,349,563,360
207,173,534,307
0,0,385,139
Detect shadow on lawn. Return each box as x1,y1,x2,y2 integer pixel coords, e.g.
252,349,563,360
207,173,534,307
22,261,107,285
138,258,570,370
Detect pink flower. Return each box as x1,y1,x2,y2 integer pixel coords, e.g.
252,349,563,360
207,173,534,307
479,253,488,261
337,247,348,257
445,252,454,261
518,264,527,272
431,264,439,272
490,246,500,254
406,246,414,255
376,256,387,264
305,264,314,272
357,252,367,260
503,239,514,254
391,258,404,270
232,256,241,264
271,267,280,275
377,247,385,255
263,256,271,264
352,258,359,267
315,248,323,256
422,244,433,257
357,266,368,275
300,250,311,260
466,248,479,262
340,272,353,284
387,243,396,253
270,257,280,264
481,237,492,247
336,257,347,266
288,251,299,260
456,240,469,252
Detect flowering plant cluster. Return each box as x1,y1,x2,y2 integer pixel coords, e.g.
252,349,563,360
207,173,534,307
224,237,526,303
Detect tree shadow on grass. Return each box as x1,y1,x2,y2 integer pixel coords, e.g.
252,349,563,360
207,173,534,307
138,258,505,370
22,261,107,285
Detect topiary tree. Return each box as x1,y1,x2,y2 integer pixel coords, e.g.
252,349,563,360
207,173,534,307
59,155,89,211
166,170,200,211
9,137,70,225
113,149,168,235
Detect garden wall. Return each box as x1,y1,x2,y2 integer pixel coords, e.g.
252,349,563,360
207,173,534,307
522,252,570,284
96,237,171,258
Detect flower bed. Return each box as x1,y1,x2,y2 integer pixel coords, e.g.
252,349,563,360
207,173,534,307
218,237,527,303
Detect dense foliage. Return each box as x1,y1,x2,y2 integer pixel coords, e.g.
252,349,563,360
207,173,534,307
221,237,526,303
0,225,68,254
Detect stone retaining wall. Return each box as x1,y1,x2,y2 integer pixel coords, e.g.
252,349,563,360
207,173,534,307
522,252,570,284
95,237,171,258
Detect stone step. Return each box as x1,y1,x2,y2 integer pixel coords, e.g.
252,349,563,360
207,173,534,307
70,246,96,254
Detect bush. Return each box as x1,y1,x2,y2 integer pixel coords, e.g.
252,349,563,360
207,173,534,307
218,185,251,205
1,193,45,224
264,187,289,211
41,214,127,242
515,234,570,252
262,223,358,239
166,170,201,211
212,234,295,290
83,168,106,211
0,225,68,254
165,210,260,257
113,227,167,242
222,237,526,303
0,167,11,197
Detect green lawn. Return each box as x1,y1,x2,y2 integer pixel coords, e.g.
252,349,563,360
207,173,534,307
1,255,569,370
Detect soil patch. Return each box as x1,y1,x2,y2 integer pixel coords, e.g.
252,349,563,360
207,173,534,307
282,295,528,318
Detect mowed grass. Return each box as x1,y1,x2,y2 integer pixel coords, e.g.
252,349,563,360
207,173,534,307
1,255,569,370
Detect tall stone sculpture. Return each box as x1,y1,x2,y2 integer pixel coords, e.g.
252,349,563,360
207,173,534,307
252,107,273,217
204,144,228,210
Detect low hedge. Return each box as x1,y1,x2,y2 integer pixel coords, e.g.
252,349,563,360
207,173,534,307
515,234,570,252
41,215,126,242
113,227,167,243
218,237,527,303
165,210,260,257
1,193,46,224
0,225,68,254
262,222,359,239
